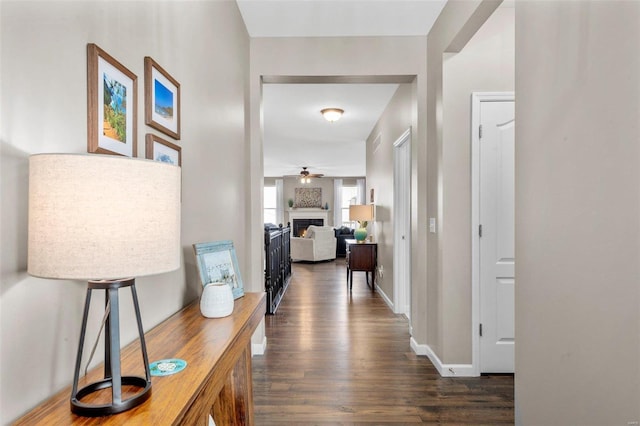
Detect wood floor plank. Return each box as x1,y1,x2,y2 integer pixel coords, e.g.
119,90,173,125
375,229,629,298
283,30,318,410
252,261,514,424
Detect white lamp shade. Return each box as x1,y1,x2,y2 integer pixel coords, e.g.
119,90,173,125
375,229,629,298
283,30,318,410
28,154,181,280
349,204,374,222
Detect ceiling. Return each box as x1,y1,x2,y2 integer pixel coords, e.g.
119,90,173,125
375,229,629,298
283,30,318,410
263,84,399,177
236,1,447,38
237,0,448,178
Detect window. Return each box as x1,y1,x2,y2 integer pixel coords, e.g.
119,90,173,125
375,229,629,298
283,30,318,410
341,186,359,228
264,186,277,224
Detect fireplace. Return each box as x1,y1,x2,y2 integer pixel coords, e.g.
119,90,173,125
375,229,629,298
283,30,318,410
292,219,324,237
288,209,330,237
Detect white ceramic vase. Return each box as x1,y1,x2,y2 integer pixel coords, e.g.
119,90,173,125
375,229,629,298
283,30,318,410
200,282,234,318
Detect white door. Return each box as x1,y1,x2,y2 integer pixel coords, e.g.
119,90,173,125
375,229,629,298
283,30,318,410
479,98,515,373
393,129,411,317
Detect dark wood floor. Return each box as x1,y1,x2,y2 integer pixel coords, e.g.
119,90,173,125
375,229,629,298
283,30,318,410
252,261,514,425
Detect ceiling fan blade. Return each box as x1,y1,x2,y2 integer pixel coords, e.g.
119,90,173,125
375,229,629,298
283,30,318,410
283,167,324,178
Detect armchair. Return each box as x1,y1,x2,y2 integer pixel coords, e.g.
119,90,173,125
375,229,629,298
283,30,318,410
290,225,337,262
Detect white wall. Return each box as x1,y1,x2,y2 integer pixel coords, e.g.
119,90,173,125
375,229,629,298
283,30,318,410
515,1,640,423
0,1,249,423
366,84,413,300
425,0,502,364
440,5,514,364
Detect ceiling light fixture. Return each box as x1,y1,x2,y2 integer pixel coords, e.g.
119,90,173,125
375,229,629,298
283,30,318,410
321,108,344,122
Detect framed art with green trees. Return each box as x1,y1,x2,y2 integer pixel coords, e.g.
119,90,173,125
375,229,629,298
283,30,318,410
87,43,137,157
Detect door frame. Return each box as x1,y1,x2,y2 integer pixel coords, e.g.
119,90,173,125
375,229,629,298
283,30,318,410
393,128,412,317
471,92,515,375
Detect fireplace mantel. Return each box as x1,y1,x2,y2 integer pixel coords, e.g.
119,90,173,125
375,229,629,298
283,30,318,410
288,208,331,224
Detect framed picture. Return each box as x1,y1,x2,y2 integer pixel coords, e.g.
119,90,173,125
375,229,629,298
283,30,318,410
193,241,244,299
87,43,137,157
294,187,322,207
145,57,180,140
146,134,181,166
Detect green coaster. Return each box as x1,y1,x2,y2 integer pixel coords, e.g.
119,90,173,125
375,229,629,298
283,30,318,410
149,358,187,376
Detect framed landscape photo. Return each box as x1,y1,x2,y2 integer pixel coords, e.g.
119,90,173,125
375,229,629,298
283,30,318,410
87,43,137,156
145,133,181,166
193,241,244,299
145,57,180,140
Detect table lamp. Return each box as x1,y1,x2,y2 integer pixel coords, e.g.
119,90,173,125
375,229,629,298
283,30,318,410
28,154,181,416
349,204,374,243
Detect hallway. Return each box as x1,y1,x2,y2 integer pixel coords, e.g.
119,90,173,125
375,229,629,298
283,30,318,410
252,261,514,424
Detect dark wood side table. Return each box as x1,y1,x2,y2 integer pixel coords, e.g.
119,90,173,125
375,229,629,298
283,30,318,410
345,239,378,292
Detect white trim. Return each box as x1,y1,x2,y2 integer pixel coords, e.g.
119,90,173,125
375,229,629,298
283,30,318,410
393,128,411,148
287,209,330,224
251,336,267,356
393,128,412,317
471,92,515,376
410,337,429,355
376,284,394,311
424,345,477,377
411,338,478,377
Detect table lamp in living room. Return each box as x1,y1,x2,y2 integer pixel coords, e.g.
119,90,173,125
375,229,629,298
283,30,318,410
27,154,181,416
349,204,374,243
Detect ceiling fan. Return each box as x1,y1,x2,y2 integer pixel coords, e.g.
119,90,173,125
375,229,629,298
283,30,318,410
286,167,324,183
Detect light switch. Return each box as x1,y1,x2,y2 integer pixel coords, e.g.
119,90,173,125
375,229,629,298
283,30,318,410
429,218,436,233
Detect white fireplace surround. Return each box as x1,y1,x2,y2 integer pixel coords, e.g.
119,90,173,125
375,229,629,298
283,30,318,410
288,208,330,226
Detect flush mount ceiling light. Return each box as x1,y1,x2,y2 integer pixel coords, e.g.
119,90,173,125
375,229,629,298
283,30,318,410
320,108,344,122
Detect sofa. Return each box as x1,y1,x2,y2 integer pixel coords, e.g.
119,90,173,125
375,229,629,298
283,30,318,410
290,225,337,262
334,226,355,257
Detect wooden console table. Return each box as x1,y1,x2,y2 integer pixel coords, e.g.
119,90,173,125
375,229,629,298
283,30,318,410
345,239,378,292
16,292,266,426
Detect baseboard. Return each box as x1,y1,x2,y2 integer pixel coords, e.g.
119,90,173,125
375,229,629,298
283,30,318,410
376,285,394,311
410,336,429,355
410,337,478,377
251,335,267,356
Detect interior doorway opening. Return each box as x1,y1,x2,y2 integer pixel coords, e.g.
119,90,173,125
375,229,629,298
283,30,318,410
258,75,418,330
393,128,412,318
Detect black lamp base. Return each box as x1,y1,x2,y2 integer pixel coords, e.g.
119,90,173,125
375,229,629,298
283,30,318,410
71,279,152,417
71,376,151,416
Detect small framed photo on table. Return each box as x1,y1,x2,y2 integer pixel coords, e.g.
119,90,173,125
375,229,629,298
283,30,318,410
193,241,244,300
145,57,180,140
87,43,137,156
145,134,181,166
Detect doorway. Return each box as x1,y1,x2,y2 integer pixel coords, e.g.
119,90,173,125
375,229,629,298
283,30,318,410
471,92,515,374
393,128,411,317
251,73,421,357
